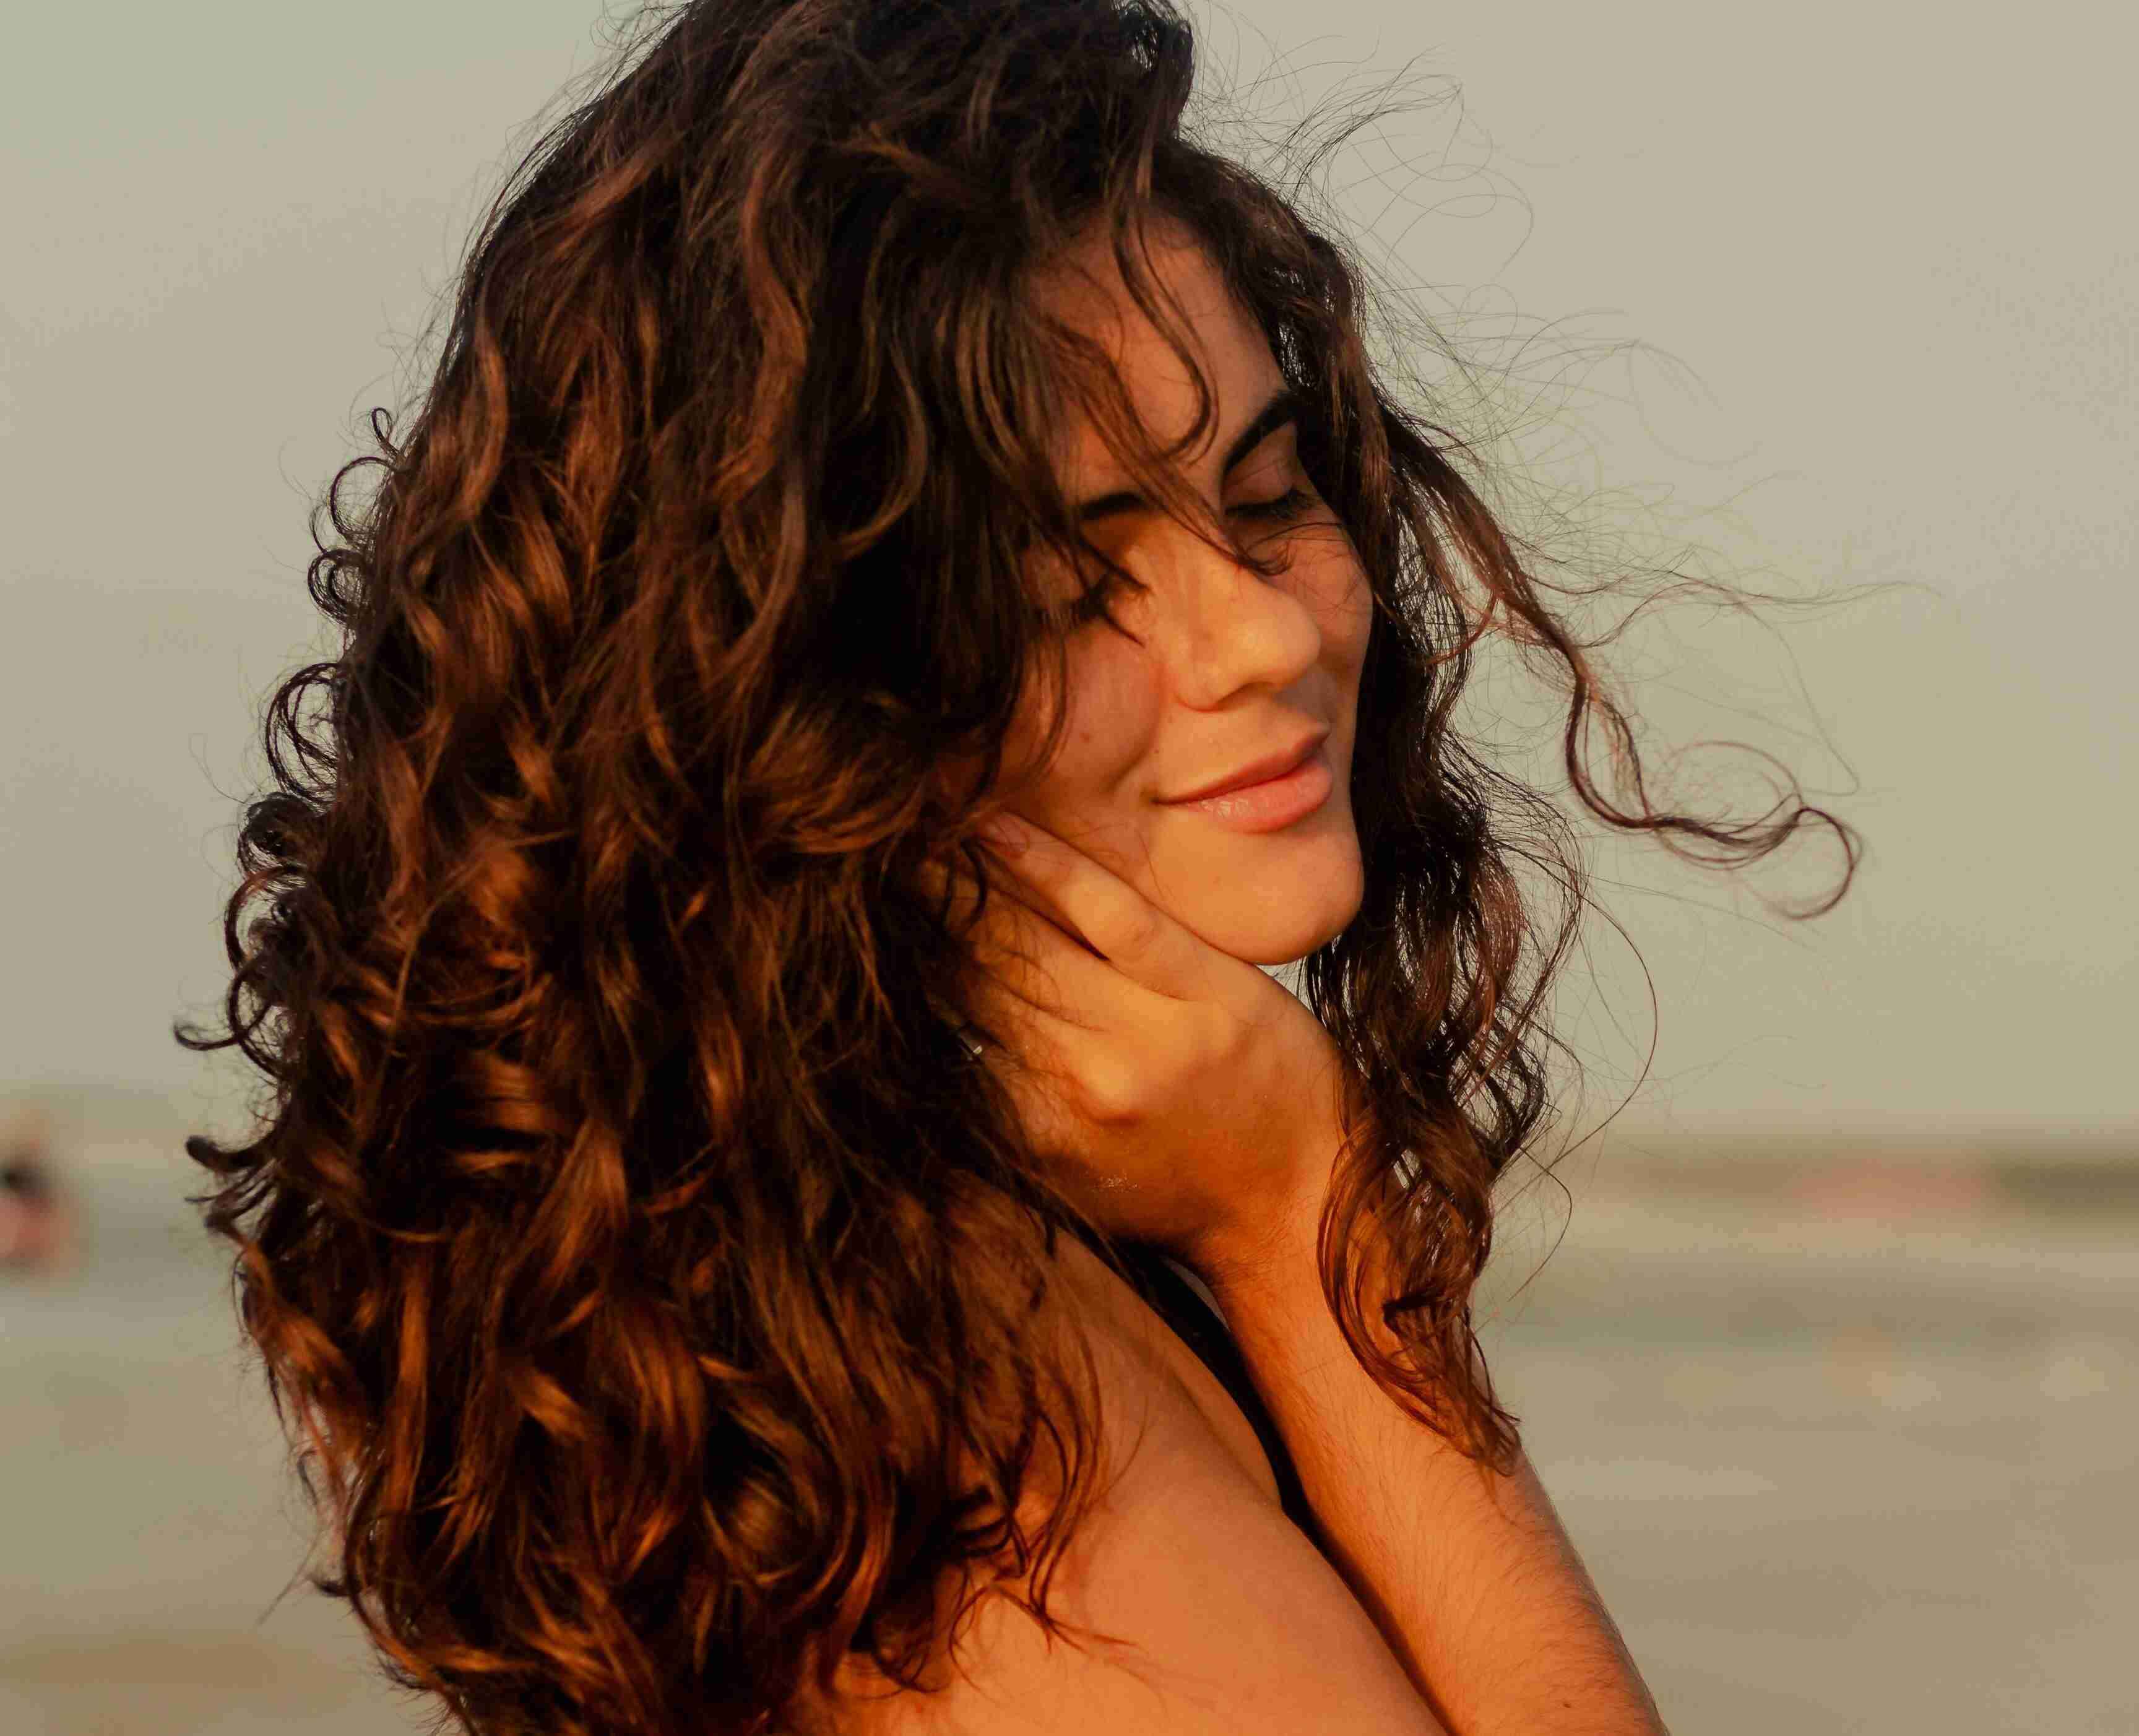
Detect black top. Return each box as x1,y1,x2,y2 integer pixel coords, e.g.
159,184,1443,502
1106,1239,1319,1540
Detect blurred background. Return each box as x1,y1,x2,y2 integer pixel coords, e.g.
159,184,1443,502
4,2,2133,1732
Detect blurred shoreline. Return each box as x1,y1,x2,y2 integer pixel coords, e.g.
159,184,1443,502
6,1082,2135,1735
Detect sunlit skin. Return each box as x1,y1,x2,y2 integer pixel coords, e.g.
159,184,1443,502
866,228,1672,1736
996,223,1375,967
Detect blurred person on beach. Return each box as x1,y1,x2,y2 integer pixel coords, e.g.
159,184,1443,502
0,1120,74,1273
175,3,1860,1733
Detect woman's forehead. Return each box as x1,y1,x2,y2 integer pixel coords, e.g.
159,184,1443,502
1030,235,1279,490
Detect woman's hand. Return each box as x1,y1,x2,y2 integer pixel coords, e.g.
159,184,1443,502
920,811,1357,1264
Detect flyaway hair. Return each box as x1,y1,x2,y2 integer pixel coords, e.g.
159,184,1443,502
178,2,1858,1732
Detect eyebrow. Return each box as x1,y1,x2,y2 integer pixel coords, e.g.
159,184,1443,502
1073,384,1303,525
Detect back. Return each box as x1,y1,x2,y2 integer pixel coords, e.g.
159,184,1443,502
814,1235,1446,1736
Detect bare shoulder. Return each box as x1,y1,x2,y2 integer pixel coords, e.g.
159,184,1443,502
816,1235,1445,1736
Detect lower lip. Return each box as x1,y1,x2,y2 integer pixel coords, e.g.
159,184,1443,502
1164,743,1334,834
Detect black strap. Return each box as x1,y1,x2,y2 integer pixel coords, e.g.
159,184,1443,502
1105,1241,1320,1540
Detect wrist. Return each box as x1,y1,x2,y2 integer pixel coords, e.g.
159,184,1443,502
1184,1177,1326,1298
1186,1089,1364,1293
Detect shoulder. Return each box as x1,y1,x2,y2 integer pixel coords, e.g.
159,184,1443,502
808,1233,1441,1735
1047,1236,1283,1507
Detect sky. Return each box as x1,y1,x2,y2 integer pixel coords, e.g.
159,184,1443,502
3,0,2133,1144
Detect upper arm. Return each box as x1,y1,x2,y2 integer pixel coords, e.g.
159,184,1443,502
872,1445,1446,1735
824,1246,1446,1736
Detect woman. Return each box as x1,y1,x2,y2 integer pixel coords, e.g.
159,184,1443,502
180,1,1855,1732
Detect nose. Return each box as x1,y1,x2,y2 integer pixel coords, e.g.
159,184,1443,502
1155,539,1323,709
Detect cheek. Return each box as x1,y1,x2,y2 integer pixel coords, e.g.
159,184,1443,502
1001,646,1138,787
1058,646,1160,775
1301,553,1373,675
1004,642,1159,792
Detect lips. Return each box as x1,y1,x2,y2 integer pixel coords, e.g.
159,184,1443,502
1160,727,1330,805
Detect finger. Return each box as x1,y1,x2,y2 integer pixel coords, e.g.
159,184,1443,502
920,851,1170,1138
922,842,1112,980
977,815,1219,1004
962,840,1108,960
965,877,1130,1034
916,849,1121,1032
961,960,1149,1151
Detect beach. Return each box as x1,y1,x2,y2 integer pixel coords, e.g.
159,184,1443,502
6,1101,2134,1734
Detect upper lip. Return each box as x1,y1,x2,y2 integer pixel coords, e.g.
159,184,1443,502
1161,727,1330,804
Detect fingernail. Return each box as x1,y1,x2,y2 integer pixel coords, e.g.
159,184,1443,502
979,813,1029,855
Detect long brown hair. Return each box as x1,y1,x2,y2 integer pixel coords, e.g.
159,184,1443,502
179,1,1857,1730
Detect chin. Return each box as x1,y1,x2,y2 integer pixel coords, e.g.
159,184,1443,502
1226,916,1352,969
1199,857,1364,967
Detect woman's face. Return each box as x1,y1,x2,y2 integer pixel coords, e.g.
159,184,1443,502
998,227,1373,967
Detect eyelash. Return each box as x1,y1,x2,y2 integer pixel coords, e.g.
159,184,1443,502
1234,485,1318,524
1066,583,1130,627
1065,487,1320,625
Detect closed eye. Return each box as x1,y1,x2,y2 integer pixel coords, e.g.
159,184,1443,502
1066,571,1138,627
1232,485,1318,524
1061,486,1321,629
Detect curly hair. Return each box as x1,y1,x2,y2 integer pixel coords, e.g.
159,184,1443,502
179,1,1858,1731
